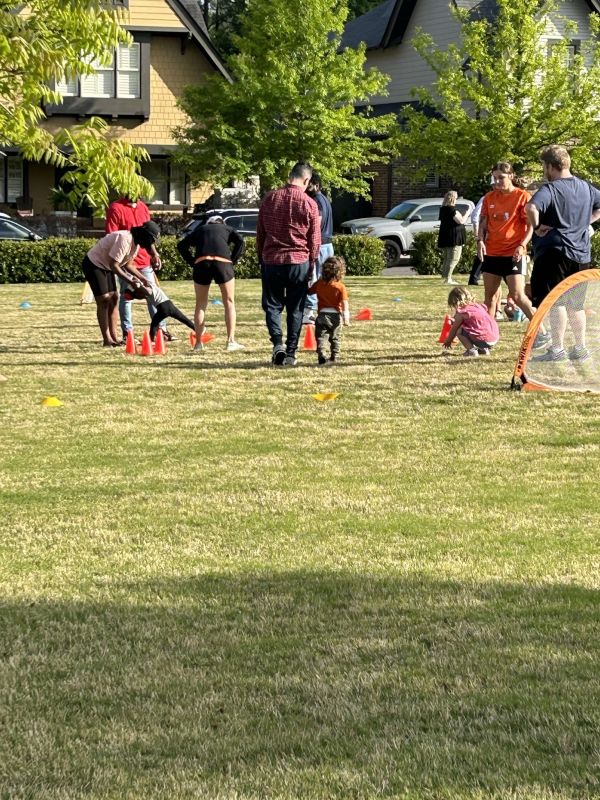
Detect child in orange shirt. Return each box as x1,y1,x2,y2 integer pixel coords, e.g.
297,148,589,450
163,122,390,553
307,255,350,365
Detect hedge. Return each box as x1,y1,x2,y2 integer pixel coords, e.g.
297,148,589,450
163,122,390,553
0,234,385,283
413,229,600,276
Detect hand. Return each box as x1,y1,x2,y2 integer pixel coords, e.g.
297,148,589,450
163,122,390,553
151,255,162,271
535,224,552,238
442,342,452,350
513,244,525,263
477,240,486,259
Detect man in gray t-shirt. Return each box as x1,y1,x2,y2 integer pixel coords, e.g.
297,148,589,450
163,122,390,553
525,145,600,362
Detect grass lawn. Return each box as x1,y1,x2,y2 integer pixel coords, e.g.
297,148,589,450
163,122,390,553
1,276,599,800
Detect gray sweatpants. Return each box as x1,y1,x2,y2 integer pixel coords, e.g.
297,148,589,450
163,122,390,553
315,311,342,357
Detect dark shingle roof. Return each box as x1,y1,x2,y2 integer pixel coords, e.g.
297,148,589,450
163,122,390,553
163,0,231,80
341,0,398,50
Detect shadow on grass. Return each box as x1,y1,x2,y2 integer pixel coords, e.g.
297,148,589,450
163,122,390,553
2,572,599,799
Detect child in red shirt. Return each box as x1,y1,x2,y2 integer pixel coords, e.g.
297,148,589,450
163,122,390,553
307,256,350,365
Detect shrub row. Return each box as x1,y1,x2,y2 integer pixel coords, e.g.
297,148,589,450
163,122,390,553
0,234,385,284
412,229,600,275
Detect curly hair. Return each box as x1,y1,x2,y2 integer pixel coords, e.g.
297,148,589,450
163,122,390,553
321,256,346,282
447,286,475,309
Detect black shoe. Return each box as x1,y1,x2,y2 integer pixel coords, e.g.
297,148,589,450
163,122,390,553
162,329,177,342
318,354,327,365
329,355,337,363
272,346,286,366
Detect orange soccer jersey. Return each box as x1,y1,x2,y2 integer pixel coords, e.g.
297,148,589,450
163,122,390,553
308,279,348,312
481,187,530,257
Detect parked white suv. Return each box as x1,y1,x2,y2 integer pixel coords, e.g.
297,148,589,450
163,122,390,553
341,197,475,267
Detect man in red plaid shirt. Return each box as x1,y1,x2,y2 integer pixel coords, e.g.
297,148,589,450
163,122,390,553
257,162,321,366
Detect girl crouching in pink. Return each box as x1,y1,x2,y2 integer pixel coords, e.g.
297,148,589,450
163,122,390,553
443,287,499,356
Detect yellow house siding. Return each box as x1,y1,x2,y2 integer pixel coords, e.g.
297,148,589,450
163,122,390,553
120,0,186,30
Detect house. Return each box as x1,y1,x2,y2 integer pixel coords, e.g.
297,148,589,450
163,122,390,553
2,0,229,218
342,0,600,215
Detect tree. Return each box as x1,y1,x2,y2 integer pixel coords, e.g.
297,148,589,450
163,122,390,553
174,0,396,197
1,0,153,209
393,0,600,194
347,0,383,19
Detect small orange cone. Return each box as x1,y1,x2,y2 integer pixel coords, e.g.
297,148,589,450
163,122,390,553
153,329,167,355
302,324,317,351
125,330,136,355
437,314,453,344
355,308,372,321
190,331,216,347
140,330,153,356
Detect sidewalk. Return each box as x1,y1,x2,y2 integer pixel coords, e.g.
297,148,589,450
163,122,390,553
381,265,418,277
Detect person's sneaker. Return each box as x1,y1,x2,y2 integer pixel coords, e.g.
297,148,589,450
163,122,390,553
272,345,286,366
495,311,504,320
443,279,458,285
318,354,327,366
569,345,591,362
531,346,567,362
162,329,177,342
477,347,491,356
226,340,245,352
283,355,298,367
193,341,204,352
463,347,479,357
532,330,551,350
329,355,338,364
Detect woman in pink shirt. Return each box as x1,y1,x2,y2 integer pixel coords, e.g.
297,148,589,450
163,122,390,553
442,287,500,356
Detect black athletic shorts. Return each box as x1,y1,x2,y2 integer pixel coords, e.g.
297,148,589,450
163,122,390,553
482,254,527,279
193,259,234,285
82,255,117,297
530,248,590,308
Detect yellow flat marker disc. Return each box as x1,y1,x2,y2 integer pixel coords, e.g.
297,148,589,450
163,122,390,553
42,396,63,407
312,392,339,402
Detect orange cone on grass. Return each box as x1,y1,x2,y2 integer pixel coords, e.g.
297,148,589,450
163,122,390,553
153,329,167,355
190,331,216,347
302,324,317,351
125,329,136,355
437,314,453,344
140,330,153,356
355,308,372,321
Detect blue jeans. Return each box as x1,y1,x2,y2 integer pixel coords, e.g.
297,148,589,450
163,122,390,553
305,242,334,312
261,261,310,355
119,267,165,334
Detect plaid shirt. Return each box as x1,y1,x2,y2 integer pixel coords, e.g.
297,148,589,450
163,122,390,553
257,185,321,265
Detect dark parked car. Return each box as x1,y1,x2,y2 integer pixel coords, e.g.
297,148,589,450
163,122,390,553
178,208,259,240
0,213,44,241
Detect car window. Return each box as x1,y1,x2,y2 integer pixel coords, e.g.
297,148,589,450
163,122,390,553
0,220,33,240
413,205,441,222
385,202,418,221
238,215,258,232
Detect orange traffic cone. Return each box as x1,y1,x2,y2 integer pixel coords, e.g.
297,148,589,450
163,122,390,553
302,324,317,351
437,314,453,344
355,308,372,321
153,329,167,355
140,330,153,356
125,329,136,355
190,331,216,347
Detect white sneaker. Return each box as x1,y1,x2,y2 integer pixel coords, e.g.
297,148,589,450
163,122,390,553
463,347,479,357
226,340,245,352
193,341,204,352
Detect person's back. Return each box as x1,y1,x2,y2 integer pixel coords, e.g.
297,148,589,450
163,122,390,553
312,278,347,313
178,221,244,264
532,177,597,262
257,185,320,264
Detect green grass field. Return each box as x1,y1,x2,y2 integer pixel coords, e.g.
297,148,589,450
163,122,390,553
1,277,599,800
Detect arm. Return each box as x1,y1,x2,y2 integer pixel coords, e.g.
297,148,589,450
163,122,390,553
342,300,350,326
307,203,321,264
177,235,196,268
453,210,466,225
591,208,600,225
525,201,540,231
229,229,246,264
149,243,161,271
477,216,488,260
256,209,265,261
110,260,151,286
443,313,463,348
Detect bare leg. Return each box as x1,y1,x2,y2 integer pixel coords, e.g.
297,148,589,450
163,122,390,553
506,275,535,321
194,282,210,340
483,272,502,315
219,279,237,342
95,293,118,345
107,293,120,342
566,307,587,349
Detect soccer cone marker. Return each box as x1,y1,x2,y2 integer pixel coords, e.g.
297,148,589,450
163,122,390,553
125,330,137,355
313,392,339,402
42,396,63,407
393,297,402,302
437,314,453,344
189,332,216,347
211,299,223,306
355,308,372,321
302,324,317,351
153,329,167,355
140,331,153,356
19,301,31,309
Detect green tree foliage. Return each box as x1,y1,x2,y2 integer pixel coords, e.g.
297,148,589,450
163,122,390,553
1,0,153,208
347,0,383,20
394,0,600,192
174,0,396,197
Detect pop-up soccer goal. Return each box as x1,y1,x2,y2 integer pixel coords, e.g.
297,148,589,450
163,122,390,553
512,269,600,392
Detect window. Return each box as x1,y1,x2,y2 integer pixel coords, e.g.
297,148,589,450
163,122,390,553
425,171,440,189
0,157,24,203
0,219,36,240
415,205,441,222
141,160,190,207
57,44,141,99
548,39,580,69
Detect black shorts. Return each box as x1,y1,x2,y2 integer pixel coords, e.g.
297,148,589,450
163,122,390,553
482,255,527,279
82,256,116,297
530,248,590,308
193,259,234,286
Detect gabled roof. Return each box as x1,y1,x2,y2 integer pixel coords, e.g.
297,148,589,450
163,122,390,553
342,0,600,51
162,0,231,81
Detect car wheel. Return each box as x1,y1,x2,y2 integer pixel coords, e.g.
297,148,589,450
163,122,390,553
382,238,402,268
